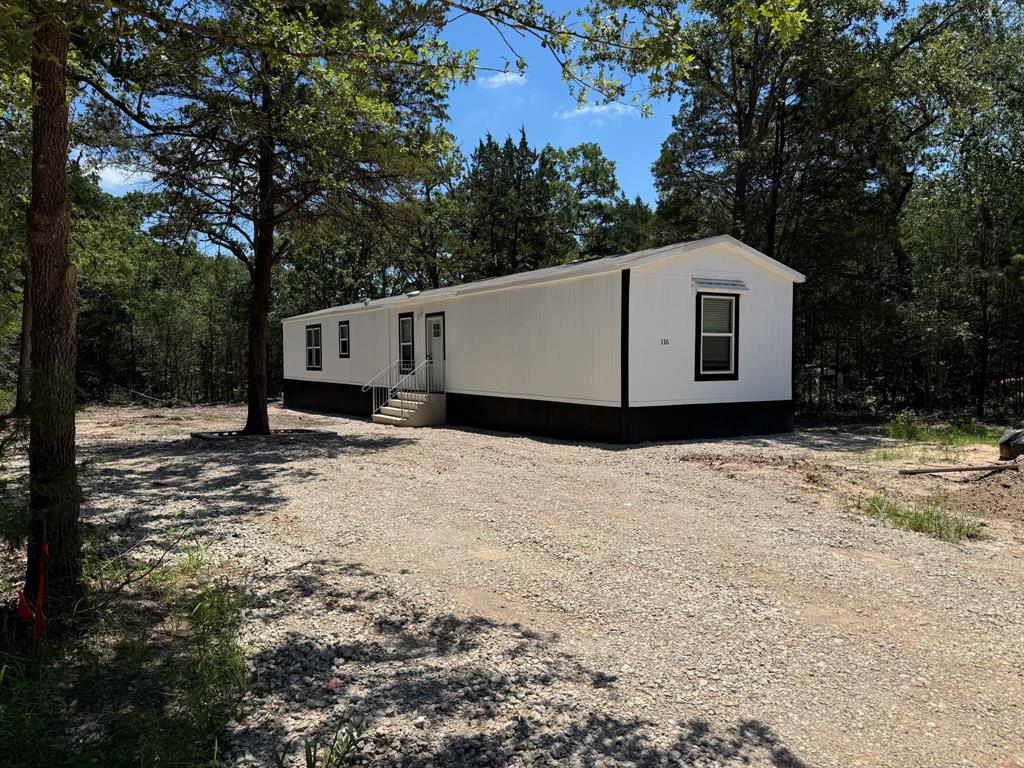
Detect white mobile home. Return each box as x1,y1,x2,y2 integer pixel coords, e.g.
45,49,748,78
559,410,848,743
281,235,805,443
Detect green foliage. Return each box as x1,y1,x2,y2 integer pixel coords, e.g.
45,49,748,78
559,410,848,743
653,0,1024,417
0,69,29,409
0,478,27,552
445,130,649,281
449,131,575,277
888,410,923,441
271,722,369,768
64,176,251,403
860,494,982,542
70,178,250,403
0,416,27,552
862,443,965,465
0,536,247,768
887,411,1006,446
274,129,650,315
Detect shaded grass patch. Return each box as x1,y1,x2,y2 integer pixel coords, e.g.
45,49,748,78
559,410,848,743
859,494,982,542
0,531,247,768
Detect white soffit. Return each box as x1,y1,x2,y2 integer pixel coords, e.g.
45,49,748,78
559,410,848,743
692,277,749,293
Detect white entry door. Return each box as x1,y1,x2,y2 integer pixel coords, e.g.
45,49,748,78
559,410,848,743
425,314,445,391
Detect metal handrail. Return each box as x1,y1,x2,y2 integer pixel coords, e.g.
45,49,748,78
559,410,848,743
363,357,445,419
362,359,402,392
390,359,431,418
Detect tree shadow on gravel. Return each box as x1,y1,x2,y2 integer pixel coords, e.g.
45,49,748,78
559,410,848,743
229,556,809,768
77,432,413,545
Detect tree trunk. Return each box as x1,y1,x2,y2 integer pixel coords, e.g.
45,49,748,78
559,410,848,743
764,94,786,259
13,253,32,415
242,58,274,435
24,10,82,618
243,239,272,434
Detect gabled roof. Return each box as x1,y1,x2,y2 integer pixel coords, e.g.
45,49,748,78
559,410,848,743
284,235,805,321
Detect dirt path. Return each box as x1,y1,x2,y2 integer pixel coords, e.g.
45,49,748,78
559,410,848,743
77,405,1024,768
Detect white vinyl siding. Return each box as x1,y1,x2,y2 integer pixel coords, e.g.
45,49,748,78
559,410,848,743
629,242,793,405
283,239,799,408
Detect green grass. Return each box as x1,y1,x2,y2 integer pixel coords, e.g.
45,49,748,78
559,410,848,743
860,494,982,542
271,722,369,768
0,534,247,768
886,410,1006,446
862,445,964,464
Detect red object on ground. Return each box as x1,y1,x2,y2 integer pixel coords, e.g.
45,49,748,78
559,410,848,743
16,541,49,639
16,590,31,621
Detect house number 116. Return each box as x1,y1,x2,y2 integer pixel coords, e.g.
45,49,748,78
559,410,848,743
660,338,670,345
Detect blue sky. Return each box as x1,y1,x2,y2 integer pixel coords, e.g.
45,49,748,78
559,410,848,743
99,8,681,204
441,13,678,204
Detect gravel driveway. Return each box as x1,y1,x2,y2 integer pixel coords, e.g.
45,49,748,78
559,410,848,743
78,405,1023,768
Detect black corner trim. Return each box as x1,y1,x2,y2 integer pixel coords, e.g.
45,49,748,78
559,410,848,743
621,269,630,409
694,292,739,382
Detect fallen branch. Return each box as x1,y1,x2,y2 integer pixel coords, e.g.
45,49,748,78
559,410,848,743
898,461,1020,476
126,387,165,404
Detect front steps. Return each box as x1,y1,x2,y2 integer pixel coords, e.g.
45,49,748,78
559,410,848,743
371,391,445,427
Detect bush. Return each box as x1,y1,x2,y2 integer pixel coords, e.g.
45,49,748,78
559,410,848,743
887,410,922,441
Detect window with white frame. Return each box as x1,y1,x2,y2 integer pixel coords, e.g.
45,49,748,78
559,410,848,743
338,320,350,358
305,324,322,370
696,294,738,379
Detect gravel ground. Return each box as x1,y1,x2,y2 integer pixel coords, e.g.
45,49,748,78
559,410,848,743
73,404,1023,768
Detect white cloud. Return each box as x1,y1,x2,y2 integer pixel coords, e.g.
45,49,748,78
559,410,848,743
553,102,640,124
479,71,527,89
96,164,153,193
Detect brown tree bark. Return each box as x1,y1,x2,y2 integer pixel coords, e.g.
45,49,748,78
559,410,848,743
24,8,82,616
242,57,274,435
243,234,273,435
13,253,32,415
